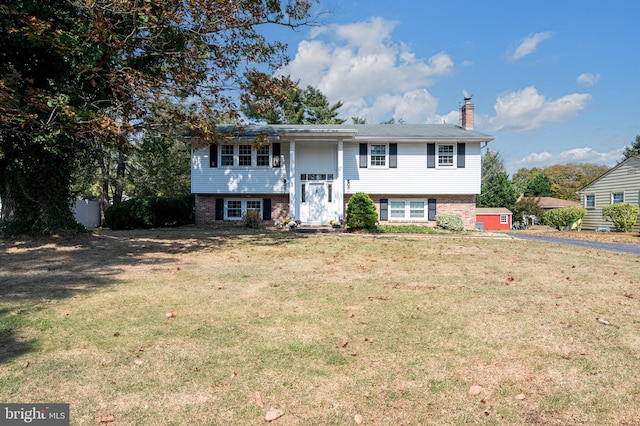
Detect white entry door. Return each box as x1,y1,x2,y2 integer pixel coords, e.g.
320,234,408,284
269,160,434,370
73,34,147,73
307,183,326,224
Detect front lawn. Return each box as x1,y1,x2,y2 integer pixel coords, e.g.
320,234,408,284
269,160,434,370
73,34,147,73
1,227,639,424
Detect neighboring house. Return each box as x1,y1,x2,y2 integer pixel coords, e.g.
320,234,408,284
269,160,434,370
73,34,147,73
518,196,580,225
475,207,512,231
190,100,494,230
577,155,640,231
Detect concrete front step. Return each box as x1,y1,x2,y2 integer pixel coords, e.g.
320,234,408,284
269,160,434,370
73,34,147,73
294,225,344,234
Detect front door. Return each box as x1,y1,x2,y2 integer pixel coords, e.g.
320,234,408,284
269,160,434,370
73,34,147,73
307,182,326,224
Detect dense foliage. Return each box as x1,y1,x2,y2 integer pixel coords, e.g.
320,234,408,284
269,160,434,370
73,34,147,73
512,164,609,202
477,150,519,210
622,135,640,161
542,206,587,231
0,0,316,234
602,203,640,232
242,81,345,124
104,195,194,230
346,193,378,230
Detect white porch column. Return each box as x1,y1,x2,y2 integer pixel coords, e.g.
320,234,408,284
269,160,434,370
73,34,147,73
337,139,344,220
289,140,296,220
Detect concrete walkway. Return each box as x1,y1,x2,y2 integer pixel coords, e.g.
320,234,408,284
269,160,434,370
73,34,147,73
502,232,640,256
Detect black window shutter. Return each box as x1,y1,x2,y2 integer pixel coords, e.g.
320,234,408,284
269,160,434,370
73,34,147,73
457,143,465,168
380,198,388,221
427,143,435,168
210,144,218,168
428,198,436,221
262,198,272,220
389,143,397,168
272,143,281,167
359,143,368,168
215,199,224,220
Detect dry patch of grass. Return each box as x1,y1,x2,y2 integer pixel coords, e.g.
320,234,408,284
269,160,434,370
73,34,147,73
1,227,639,425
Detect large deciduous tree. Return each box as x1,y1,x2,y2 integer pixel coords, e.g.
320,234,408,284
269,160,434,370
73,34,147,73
1,0,316,234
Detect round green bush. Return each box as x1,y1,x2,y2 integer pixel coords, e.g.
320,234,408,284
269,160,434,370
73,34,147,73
346,192,378,230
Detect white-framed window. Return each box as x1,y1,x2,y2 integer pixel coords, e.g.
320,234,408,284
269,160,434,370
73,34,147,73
500,214,508,224
221,145,234,166
238,144,252,166
585,194,595,209
225,199,262,220
218,144,272,167
437,144,455,167
370,144,388,167
256,145,270,166
612,192,624,204
389,199,429,220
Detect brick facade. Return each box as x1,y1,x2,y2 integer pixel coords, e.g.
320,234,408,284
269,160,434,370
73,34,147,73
195,194,290,226
345,194,477,230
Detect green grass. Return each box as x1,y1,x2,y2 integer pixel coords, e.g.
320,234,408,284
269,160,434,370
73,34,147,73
1,227,639,425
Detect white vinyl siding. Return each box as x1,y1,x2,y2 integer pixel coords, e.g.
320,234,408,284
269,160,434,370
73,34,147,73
343,142,482,194
191,145,288,194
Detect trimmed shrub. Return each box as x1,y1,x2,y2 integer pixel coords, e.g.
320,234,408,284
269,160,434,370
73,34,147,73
542,206,586,231
105,195,194,230
242,209,263,229
435,214,464,231
602,203,640,232
346,192,378,230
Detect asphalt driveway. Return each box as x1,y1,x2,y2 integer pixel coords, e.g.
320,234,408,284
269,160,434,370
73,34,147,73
503,232,640,256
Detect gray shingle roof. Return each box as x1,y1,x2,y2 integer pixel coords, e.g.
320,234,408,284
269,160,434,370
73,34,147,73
213,123,494,143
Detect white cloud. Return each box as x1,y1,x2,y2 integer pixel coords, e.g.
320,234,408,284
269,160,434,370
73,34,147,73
510,31,555,61
577,73,600,86
279,17,454,123
489,86,591,132
512,147,624,171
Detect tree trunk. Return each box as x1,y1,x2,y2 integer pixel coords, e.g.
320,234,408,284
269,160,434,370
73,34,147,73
112,150,127,204
97,153,111,227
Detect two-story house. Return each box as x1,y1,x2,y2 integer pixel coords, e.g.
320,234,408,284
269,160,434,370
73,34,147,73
190,100,494,230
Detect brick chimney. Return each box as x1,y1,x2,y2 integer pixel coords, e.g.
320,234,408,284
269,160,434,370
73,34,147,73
461,98,474,130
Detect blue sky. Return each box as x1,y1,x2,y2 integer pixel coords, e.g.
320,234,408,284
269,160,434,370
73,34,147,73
266,0,640,175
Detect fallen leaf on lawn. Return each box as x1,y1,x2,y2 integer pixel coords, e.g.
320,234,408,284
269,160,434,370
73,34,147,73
165,312,176,318
230,371,237,378
624,293,636,299
22,361,29,369
134,359,143,366
341,339,349,348
596,317,619,328
349,352,358,356
364,337,374,343
515,393,526,400
254,391,264,407
348,313,355,318
354,413,364,424
258,312,266,319
468,385,483,395
99,414,115,423
265,408,284,422
64,311,71,317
